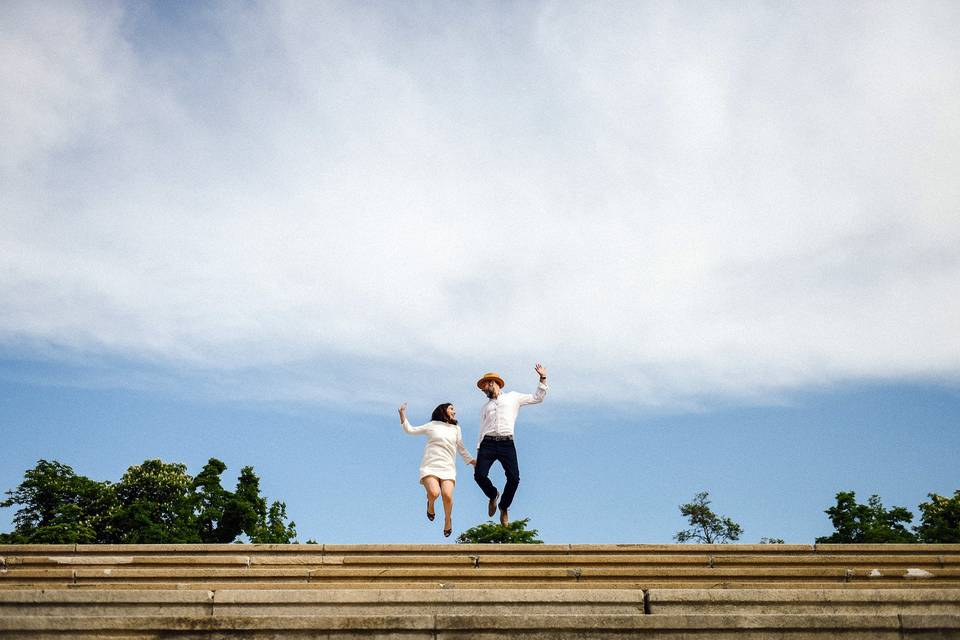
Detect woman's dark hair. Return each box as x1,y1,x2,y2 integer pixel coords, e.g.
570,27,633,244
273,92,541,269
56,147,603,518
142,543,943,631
431,403,458,425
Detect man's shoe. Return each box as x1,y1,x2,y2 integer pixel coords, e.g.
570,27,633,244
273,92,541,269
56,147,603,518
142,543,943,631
488,491,499,518
499,508,509,527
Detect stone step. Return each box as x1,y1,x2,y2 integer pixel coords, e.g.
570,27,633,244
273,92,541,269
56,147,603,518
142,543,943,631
2,612,959,639
5,552,959,568
0,588,645,616
3,566,958,586
3,543,817,555
5,543,960,557
7,580,960,592
3,545,959,637
4,587,957,617
648,588,960,614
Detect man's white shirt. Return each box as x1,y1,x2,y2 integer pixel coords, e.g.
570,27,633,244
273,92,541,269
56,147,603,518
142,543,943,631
476,382,548,450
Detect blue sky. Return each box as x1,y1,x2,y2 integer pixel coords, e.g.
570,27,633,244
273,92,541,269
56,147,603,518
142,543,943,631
2,1,959,543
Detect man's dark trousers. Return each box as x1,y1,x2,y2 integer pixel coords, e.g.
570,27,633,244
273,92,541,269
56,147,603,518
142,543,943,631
474,437,520,511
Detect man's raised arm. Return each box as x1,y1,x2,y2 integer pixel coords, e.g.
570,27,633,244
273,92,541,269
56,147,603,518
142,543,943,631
519,362,548,406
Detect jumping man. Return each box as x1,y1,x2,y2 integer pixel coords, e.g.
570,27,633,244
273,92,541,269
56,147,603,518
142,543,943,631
473,363,548,526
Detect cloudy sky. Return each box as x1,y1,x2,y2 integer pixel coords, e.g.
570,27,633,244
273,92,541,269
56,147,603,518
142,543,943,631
2,1,958,543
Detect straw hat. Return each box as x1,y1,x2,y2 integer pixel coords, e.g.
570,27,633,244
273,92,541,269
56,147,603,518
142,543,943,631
476,372,505,389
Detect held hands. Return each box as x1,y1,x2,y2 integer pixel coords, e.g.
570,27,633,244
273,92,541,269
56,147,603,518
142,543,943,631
468,459,477,466
535,362,547,381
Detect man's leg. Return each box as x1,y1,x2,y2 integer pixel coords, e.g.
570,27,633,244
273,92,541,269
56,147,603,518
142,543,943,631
497,441,521,512
473,441,499,501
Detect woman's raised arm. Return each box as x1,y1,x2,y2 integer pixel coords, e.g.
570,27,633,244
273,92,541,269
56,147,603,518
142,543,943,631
399,403,428,435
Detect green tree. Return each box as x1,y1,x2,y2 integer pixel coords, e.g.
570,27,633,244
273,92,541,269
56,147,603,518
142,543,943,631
192,458,278,543
111,459,198,543
816,491,916,543
219,466,263,538
0,460,116,544
456,518,543,544
914,490,960,543
2,458,299,544
191,458,232,543
249,500,298,543
674,492,742,543
223,465,297,543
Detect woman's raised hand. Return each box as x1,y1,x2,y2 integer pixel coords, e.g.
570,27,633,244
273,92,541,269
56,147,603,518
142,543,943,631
398,402,407,423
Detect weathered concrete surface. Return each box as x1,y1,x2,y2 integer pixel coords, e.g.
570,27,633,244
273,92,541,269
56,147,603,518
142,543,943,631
5,612,953,639
0,588,215,617
5,542,960,590
648,588,960,614
2,542,952,555
901,614,960,639
0,588,646,617
0,613,435,639
3,545,960,638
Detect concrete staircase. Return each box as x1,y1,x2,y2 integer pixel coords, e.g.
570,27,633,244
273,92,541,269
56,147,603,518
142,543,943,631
2,543,959,638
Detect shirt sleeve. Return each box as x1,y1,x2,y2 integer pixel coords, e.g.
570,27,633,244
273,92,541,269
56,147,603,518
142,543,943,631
476,407,485,451
456,426,474,464
401,419,429,435
517,382,548,406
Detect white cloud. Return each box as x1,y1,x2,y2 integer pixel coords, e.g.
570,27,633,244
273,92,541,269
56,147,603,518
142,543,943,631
2,1,959,409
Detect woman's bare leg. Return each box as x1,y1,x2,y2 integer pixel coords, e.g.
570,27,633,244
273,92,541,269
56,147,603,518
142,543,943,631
423,476,440,518
440,480,455,531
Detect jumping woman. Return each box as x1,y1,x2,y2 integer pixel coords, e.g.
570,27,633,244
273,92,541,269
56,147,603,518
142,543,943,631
398,402,476,537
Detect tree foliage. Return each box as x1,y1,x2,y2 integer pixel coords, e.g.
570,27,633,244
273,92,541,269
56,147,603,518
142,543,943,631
674,492,742,544
816,491,916,543
914,491,960,543
0,460,115,544
111,460,197,543
230,466,298,543
192,458,237,543
456,518,543,544
1,458,297,544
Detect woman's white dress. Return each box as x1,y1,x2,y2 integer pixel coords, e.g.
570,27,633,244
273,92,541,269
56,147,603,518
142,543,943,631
402,419,474,483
